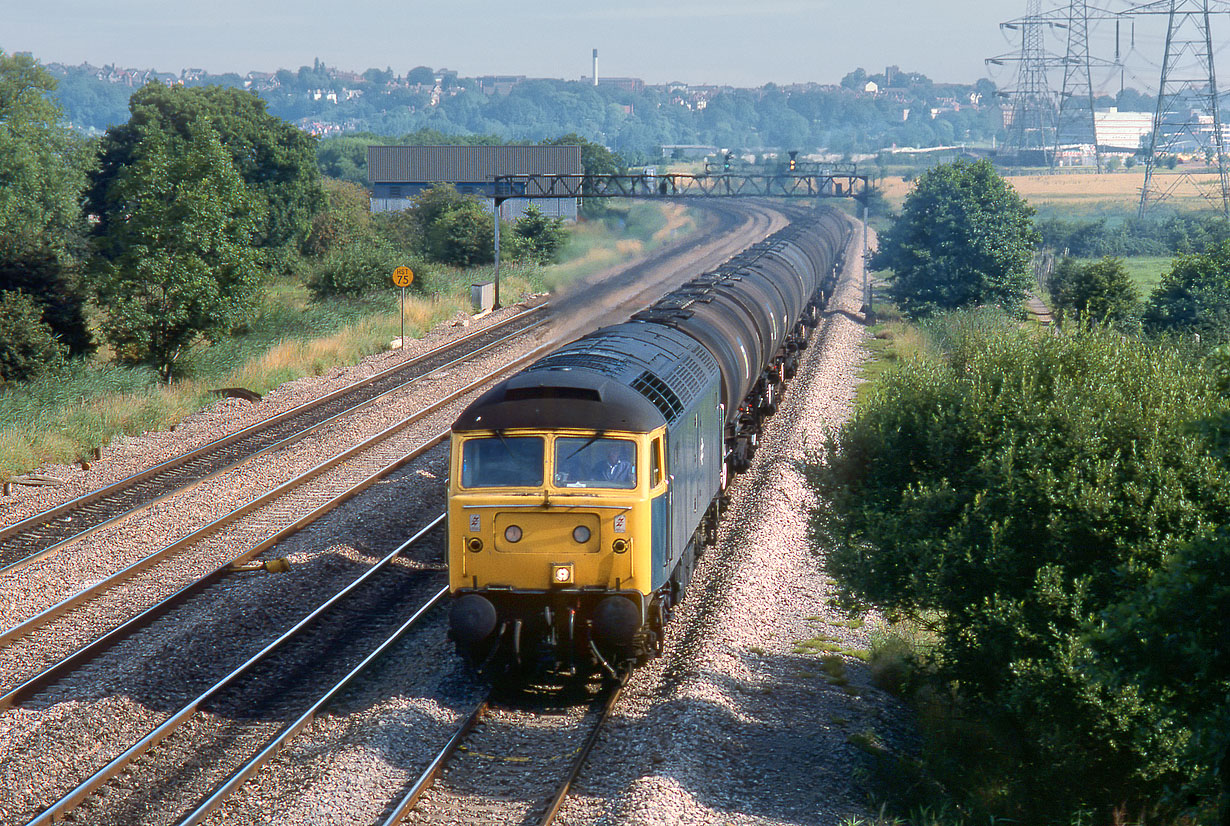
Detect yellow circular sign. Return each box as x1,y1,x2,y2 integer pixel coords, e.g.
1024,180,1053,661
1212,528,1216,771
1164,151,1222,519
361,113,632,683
392,266,414,287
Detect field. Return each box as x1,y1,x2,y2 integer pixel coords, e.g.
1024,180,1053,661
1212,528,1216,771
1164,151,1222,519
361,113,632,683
878,169,1229,218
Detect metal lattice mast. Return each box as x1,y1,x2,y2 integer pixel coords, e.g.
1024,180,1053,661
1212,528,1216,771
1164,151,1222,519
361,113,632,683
1126,0,1230,216
1014,0,1059,163
988,0,1063,165
1055,0,1104,171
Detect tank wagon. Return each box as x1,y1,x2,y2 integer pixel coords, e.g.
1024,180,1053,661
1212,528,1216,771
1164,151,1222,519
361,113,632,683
446,208,851,676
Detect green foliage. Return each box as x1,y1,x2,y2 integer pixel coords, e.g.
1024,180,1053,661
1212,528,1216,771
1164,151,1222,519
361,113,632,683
406,66,435,85
89,84,323,256
307,239,406,297
1096,528,1230,817
1144,241,1230,346
304,178,383,256
808,312,1230,821
872,160,1039,317
427,199,494,267
511,205,567,264
407,182,467,251
0,246,92,357
0,51,91,263
0,290,66,383
1038,213,1230,259
90,119,262,379
1048,256,1140,327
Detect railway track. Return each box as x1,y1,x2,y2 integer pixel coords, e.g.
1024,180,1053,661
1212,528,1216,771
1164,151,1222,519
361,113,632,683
1,199,793,824
384,678,626,826
22,520,451,826
0,303,548,575
0,338,558,702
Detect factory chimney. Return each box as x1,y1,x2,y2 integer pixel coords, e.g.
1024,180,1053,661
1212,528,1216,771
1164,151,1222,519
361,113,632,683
592,48,598,86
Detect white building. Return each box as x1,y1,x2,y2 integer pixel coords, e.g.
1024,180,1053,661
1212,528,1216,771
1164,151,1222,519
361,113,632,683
1094,108,1153,152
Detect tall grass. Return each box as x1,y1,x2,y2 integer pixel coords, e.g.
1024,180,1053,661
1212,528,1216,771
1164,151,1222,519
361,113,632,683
0,203,697,483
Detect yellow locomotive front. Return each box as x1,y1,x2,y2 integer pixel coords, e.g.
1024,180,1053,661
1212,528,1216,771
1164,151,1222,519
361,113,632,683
447,426,667,674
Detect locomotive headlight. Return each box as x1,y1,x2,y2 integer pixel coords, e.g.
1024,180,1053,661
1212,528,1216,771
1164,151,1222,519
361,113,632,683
572,525,591,544
612,538,629,554
552,563,574,584
504,525,523,543
466,537,484,552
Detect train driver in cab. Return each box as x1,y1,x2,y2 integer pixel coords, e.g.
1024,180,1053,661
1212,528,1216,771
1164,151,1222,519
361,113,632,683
601,445,633,485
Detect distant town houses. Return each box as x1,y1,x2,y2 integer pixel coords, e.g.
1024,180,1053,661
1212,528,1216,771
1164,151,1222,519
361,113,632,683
48,55,1181,163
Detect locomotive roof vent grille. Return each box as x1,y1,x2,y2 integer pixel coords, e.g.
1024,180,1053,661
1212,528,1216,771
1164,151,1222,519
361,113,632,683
666,357,708,400
534,351,624,375
632,371,684,422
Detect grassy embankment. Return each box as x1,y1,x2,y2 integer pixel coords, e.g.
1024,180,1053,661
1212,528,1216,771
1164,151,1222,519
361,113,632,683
0,202,697,483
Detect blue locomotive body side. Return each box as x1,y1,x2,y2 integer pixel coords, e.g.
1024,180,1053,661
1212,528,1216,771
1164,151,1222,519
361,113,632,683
655,381,722,590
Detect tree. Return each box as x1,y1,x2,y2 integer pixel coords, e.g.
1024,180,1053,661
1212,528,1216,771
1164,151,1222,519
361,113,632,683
307,241,405,298
90,84,323,258
0,250,92,356
871,159,1039,317
1093,345,1230,819
512,205,566,264
304,178,382,256
0,290,66,383
406,66,436,85
0,51,91,262
1048,256,1139,326
407,183,467,250
841,68,869,91
0,51,93,355
807,314,1230,821
91,119,262,379
427,199,494,267
1144,241,1230,346
305,178,413,298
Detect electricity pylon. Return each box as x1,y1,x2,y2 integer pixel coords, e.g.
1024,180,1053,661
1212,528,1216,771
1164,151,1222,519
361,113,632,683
1123,0,1230,216
1055,0,1104,171
988,0,1062,165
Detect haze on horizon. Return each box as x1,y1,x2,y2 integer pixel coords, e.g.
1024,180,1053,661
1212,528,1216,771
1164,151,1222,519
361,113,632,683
0,0,1193,92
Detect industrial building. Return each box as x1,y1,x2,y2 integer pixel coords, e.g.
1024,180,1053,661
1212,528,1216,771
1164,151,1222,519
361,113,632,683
367,145,582,221
1094,108,1154,153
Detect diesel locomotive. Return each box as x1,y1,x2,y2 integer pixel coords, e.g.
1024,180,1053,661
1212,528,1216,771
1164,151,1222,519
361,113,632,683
446,208,852,676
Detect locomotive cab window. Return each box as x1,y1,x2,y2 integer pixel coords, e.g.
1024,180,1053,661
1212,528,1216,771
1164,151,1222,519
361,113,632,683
460,436,544,488
650,437,663,487
553,437,636,489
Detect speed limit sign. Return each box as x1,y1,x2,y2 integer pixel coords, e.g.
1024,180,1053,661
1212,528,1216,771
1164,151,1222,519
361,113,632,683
392,266,414,287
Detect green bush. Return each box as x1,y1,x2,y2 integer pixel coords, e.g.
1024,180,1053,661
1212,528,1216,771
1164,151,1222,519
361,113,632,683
307,240,410,297
0,290,66,382
427,199,494,267
512,204,567,264
1048,256,1140,327
807,311,1230,822
1144,241,1230,346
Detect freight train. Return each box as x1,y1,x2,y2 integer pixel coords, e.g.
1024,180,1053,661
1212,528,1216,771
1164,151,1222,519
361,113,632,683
445,207,851,677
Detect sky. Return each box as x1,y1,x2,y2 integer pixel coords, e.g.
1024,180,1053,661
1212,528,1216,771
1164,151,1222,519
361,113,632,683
0,0,1210,91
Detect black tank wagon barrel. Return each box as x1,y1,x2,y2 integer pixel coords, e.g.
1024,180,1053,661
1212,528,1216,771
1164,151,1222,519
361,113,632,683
445,207,852,677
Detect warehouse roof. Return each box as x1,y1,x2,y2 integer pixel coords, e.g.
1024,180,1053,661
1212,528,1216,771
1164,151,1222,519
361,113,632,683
367,145,583,184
